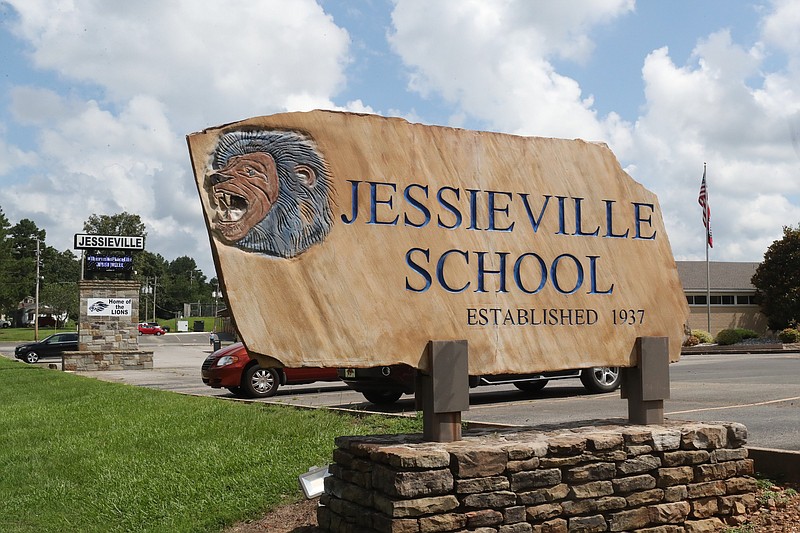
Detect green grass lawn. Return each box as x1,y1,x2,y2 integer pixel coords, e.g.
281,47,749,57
0,317,215,343
0,358,421,532
0,326,76,343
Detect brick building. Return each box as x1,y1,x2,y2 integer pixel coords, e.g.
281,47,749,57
676,261,767,336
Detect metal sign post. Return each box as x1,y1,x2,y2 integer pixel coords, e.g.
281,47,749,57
415,340,469,442
621,337,671,425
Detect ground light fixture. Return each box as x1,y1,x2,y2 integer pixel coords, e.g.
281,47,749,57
298,465,330,499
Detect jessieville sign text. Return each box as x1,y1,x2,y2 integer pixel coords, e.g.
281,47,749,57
187,111,688,374
74,234,145,250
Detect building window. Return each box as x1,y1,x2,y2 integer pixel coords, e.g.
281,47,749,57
687,294,748,306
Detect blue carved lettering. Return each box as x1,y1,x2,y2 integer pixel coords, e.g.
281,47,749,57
513,253,547,294
633,202,657,240
369,181,399,225
550,254,584,294
404,184,430,228
487,190,514,232
436,249,470,293
437,186,462,229
405,248,431,292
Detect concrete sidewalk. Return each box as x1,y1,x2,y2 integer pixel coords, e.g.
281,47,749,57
682,343,800,355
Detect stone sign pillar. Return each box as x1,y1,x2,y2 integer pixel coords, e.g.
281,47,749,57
62,280,152,371
78,280,140,351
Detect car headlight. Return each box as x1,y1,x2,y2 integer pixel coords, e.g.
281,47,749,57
216,355,238,367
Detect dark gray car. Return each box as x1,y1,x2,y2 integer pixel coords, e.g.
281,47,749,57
15,332,79,364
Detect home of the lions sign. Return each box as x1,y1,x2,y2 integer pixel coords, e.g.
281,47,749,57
187,111,688,374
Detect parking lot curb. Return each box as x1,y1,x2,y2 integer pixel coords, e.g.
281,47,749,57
682,344,800,355
747,446,800,483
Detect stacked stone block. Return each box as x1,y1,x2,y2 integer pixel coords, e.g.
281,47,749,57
318,421,757,532
62,351,153,371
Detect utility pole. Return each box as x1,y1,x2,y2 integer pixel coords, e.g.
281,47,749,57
34,238,40,341
152,276,157,322
142,277,149,322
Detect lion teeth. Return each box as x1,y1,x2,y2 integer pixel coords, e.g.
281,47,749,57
213,189,246,223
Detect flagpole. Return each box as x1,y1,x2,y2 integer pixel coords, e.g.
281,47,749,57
704,162,711,334
706,226,711,333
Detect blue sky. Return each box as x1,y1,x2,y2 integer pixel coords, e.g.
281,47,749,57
1,0,798,277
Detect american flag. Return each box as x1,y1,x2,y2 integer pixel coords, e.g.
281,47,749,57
698,166,713,248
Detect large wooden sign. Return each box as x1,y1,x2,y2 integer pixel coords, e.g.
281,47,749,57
187,111,688,373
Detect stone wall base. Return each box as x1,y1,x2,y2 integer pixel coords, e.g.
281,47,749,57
320,420,756,532
62,351,153,371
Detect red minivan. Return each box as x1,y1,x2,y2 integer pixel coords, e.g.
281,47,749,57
201,342,339,398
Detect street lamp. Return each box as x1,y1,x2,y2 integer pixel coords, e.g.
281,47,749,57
139,276,157,322
141,278,152,322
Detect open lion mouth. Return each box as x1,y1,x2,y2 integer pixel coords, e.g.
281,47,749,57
213,188,248,223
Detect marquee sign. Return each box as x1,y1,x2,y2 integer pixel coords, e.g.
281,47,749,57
187,111,689,374
85,254,134,272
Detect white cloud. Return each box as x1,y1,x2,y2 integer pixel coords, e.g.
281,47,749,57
627,19,800,263
7,0,351,130
388,0,799,264
388,0,634,140
761,0,800,55
0,123,38,175
1,0,798,276
0,0,353,275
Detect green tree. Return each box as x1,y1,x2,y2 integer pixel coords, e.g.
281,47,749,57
136,251,168,322
159,256,208,318
41,247,80,285
0,212,80,323
39,248,80,326
7,219,46,308
82,212,147,280
83,212,146,237
752,224,800,330
0,207,14,316
41,282,79,327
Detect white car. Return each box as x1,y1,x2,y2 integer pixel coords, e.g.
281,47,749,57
0,318,11,328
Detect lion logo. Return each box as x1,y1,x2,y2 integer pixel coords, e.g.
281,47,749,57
205,130,334,258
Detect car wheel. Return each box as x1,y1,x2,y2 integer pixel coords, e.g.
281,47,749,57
514,379,549,392
362,390,403,405
580,367,621,393
156,331,163,336
242,365,279,398
24,351,39,364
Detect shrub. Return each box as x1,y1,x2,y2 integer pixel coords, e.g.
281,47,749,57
683,335,700,347
715,329,742,346
778,328,800,343
734,328,759,340
691,329,713,344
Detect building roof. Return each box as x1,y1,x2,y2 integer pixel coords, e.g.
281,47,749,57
676,261,760,292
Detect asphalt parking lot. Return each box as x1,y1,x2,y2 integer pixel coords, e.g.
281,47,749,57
2,333,799,451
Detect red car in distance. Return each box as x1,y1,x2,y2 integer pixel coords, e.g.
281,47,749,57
201,342,339,398
138,322,167,335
